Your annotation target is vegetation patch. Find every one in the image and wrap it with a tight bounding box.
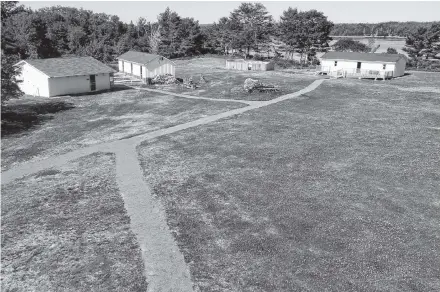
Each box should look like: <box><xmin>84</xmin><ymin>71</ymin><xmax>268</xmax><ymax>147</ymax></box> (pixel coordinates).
<box><xmin>1</xmin><ymin>153</ymin><xmax>148</xmax><ymax>292</ymax></box>
<box><xmin>1</xmin><ymin>88</ymin><xmax>242</xmax><ymax>171</ymax></box>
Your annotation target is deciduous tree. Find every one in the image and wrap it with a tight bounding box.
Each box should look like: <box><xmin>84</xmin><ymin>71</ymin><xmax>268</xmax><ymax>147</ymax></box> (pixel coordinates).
<box><xmin>333</xmin><ymin>38</ymin><xmax>370</xmax><ymax>52</ymax></box>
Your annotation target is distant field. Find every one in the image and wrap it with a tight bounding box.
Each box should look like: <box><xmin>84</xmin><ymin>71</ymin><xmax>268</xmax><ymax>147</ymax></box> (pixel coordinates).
<box><xmin>137</xmin><ymin>72</ymin><xmax>440</xmax><ymax>291</ymax></box>
<box><xmin>151</xmin><ymin>57</ymin><xmax>322</xmax><ymax>101</ymax></box>
<box><xmin>1</xmin><ymin>87</ymin><xmax>242</xmax><ymax>170</ymax></box>
<box><xmin>1</xmin><ymin>153</ymin><xmax>148</xmax><ymax>292</ymax></box>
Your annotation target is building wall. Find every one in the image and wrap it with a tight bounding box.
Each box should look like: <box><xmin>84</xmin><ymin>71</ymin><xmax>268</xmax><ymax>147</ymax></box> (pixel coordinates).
<box><xmin>118</xmin><ymin>58</ymin><xmax>175</xmax><ymax>79</ymax></box>
<box><xmin>48</xmin><ymin>73</ymin><xmax>111</xmax><ymax>97</ymax></box>
<box><xmin>394</xmin><ymin>58</ymin><xmax>406</xmax><ymax>77</ymax></box>
<box><xmin>123</xmin><ymin>61</ymin><xmax>132</xmax><ymax>74</ymax></box>
<box><xmin>16</xmin><ymin>63</ymin><xmax>50</xmax><ymax>97</ymax></box>
<box><xmin>322</xmin><ymin>59</ymin><xmax>398</xmax><ymax>76</ymax></box>
<box><xmin>226</xmin><ymin>60</ymin><xmax>273</xmax><ymax>71</ymax></box>
<box><xmin>147</xmin><ymin>63</ymin><xmax>175</xmax><ymax>78</ymax></box>
<box><xmin>132</xmin><ymin>63</ymin><xmax>142</xmax><ymax>77</ymax></box>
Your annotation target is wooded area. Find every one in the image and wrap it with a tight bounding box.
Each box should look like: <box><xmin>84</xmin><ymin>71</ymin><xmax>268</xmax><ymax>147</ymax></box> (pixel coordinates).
<box><xmin>331</xmin><ymin>22</ymin><xmax>439</xmax><ymax>37</ymax></box>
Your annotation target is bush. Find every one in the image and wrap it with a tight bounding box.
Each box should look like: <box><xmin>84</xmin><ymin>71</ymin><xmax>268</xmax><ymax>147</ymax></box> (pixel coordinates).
<box><xmin>273</xmin><ymin>58</ymin><xmax>315</xmax><ymax>69</ymax></box>
<box><xmin>252</xmin><ymin>54</ymin><xmax>265</xmax><ymax>61</ymax></box>
<box><xmin>407</xmin><ymin>59</ymin><xmax>440</xmax><ymax>72</ymax></box>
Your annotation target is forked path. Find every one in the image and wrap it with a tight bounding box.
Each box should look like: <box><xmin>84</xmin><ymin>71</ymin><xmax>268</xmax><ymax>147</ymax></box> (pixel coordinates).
<box><xmin>1</xmin><ymin>79</ymin><xmax>325</xmax><ymax>292</ymax></box>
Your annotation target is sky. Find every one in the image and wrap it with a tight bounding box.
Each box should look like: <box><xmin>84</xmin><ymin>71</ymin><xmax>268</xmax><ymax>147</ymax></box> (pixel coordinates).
<box><xmin>20</xmin><ymin>1</ymin><xmax>440</xmax><ymax>24</ymax></box>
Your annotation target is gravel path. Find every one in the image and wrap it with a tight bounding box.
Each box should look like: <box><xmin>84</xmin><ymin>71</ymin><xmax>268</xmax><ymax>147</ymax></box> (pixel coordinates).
<box><xmin>1</xmin><ymin>79</ymin><xmax>325</xmax><ymax>292</ymax></box>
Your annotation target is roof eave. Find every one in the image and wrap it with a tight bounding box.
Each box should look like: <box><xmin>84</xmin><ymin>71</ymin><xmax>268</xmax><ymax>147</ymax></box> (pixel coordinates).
<box><xmin>15</xmin><ymin>60</ymin><xmax>52</xmax><ymax>77</ymax></box>
<box><xmin>322</xmin><ymin>58</ymin><xmax>399</xmax><ymax>63</ymax></box>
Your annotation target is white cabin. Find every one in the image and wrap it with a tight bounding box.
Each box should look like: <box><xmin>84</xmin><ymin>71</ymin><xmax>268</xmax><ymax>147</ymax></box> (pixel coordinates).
<box><xmin>15</xmin><ymin>57</ymin><xmax>116</xmax><ymax>97</ymax></box>
<box><xmin>117</xmin><ymin>51</ymin><xmax>175</xmax><ymax>82</ymax></box>
<box><xmin>318</xmin><ymin>52</ymin><xmax>406</xmax><ymax>79</ymax></box>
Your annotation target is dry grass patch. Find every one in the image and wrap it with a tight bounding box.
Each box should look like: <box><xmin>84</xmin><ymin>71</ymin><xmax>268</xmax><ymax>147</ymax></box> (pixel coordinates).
<box><xmin>1</xmin><ymin>87</ymin><xmax>242</xmax><ymax>171</ymax></box>
<box><xmin>1</xmin><ymin>152</ymin><xmax>148</xmax><ymax>292</ymax></box>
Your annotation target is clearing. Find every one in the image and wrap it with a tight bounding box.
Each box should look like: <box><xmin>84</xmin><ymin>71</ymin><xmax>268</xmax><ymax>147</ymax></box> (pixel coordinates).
<box><xmin>147</xmin><ymin>57</ymin><xmax>323</xmax><ymax>101</ymax></box>
<box><xmin>136</xmin><ymin>70</ymin><xmax>440</xmax><ymax>291</ymax></box>
<box><xmin>2</xmin><ymin>55</ymin><xmax>439</xmax><ymax>292</ymax></box>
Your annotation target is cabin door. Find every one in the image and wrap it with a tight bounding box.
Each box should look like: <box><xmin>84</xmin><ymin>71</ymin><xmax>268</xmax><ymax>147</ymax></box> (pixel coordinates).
<box><xmin>357</xmin><ymin>62</ymin><xmax>362</xmax><ymax>73</ymax></box>
<box><xmin>90</xmin><ymin>75</ymin><xmax>96</xmax><ymax>91</ymax></box>
<box><xmin>248</xmin><ymin>63</ymin><xmax>252</xmax><ymax>70</ymax></box>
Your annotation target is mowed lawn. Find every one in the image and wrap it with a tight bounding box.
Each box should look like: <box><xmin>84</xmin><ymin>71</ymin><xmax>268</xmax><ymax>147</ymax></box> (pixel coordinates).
<box><xmin>1</xmin><ymin>153</ymin><xmax>148</xmax><ymax>292</ymax></box>
<box><xmin>1</xmin><ymin>87</ymin><xmax>243</xmax><ymax>171</ymax></box>
<box><xmin>150</xmin><ymin>57</ymin><xmax>321</xmax><ymax>101</ymax></box>
<box><xmin>137</xmin><ymin>73</ymin><xmax>440</xmax><ymax>291</ymax></box>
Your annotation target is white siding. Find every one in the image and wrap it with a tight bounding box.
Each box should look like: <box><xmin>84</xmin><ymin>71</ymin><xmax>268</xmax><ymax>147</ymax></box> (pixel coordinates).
<box><xmin>16</xmin><ymin>63</ymin><xmax>50</xmax><ymax>97</ymax></box>
<box><xmin>132</xmin><ymin>63</ymin><xmax>142</xmax><ymax>77</ymax></box>
<box><xmin>118</xmin><ymin>60</ymin><xmax>124</xmax><ymax>72</ymax></box>
<box><xmin>48</xmin><ymin>73</ymin><xmax>111</xmax><ymax>97</ymax></box>
<box><xmin>322</xmin><ymin>59</ymin><xmax>403</xmax><ymax>77</ymax></box>
<box><xmin>147</xmin><ymin>63</ymin><xmax>175</xmax><ymax>78</ymax></box>
<box><xmin>123</xmin><ymin>61</ymin><xmax>132</xmax><ymax>74</ymax></box>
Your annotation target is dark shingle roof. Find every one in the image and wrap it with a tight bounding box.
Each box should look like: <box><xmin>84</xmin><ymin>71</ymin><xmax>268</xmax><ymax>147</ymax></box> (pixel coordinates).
<box><xmin>117</xmin><ymin>51</ymin><xmax>175</xmax><ymax>70</ymax></box>
<box><xmin>21</xmin><ymin>57</ymin><xmax>116</xmax><ymax>77</ymax></box>
<box><xmin>321</xmin><ymin>52</ymin><xmax>404</xmax><ymax>63</ymax></box>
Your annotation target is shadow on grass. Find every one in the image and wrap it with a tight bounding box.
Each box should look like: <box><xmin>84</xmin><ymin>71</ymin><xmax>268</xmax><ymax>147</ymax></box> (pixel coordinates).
<box><xmin>68</xmin><ymin>84</ymin><xmax>132</xmax><ymax>97</ymax></box>
<box><xmin>1</xmin><ymin>101</ymin><xmax>75</xmax><ymax>137</ymax></box>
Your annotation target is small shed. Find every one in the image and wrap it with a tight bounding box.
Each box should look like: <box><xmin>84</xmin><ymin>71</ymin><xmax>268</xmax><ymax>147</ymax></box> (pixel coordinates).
<box><xmin>226</xmin><ymin>59</ymin><xmax>274</xmax><ymax>71</ymax></box>
<box><xmin>319</xmin><ymin>52</ymin><xmax>406</xmax><ymax>79</ymax></box>
<box><xmin>15</xmin><ymin>57</ymin><xmax>116</xmax><ymax>97</ymax></box>
<box><xmin>117</xmin><ymin>51</ymin><xmax>175</xmax><ymax>82</ymax></box>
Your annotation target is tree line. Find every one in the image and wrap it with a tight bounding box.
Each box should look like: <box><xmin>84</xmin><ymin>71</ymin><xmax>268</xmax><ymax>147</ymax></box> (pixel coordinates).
<box><xmin>331</xmin><ymin>22</ymin><xmax>439</xmax><ymax>37</ymax></box>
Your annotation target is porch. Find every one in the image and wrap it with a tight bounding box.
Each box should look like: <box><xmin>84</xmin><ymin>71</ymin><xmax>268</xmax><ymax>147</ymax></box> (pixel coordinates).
<box><xmin>316</xmin><ymin>66</ymin><xmax>394</xmax><ymax>80</ymax></box>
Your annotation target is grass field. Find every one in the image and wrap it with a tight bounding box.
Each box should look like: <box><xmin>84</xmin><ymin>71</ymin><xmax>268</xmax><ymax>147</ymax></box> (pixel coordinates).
<box><xmin>1</xmin><ymin>153</ymin><xmax>148</xmax><ymax>292</ymax></box>
<box><xmin>150</xmin><ymin>57</ymin><xmax>322</xmax><ymax>101</ymax></box>
<box><xmin>137</xmin><ymin>72</ymin><xmax>440</xmax><ymax>291</ymax></box>
<box><xmin>2</xmin><ymin>56</ymin><xmax>439</xmax><ymax>291</ymax></box>
<box><xmin>1</xmin><ymin>86</ymin><xmax>243</xmax><ymax>171</ymax></box>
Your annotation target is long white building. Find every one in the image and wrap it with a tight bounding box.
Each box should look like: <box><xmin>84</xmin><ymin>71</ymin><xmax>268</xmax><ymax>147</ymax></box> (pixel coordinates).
<box><xmin>319</xmin><ymin>52</ymin><xmax>407</xmax><ymax>79</ymax></box>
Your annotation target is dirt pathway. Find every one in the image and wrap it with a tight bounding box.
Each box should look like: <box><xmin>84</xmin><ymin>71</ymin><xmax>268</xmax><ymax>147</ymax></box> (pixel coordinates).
<box><xmin>1</xmin><ymin>79</ymin><xmax>325</xmax><ymax>292</ymax></box>
<box><xmin>114</xmin><ymin>142</ymin><xmax>194</xmax><ymax>292</ymax></box>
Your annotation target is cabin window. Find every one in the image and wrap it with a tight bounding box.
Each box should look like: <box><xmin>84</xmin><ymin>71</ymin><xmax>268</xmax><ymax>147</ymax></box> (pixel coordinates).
<box><xmin>383</xmin><ymin>64</ymin><xmax>386</xmax><ymax>70</ymax></box>
<box><xmin>334</xmin><ymin>61</ymin><xmax>338</xmax><ymax>66</ymax></box>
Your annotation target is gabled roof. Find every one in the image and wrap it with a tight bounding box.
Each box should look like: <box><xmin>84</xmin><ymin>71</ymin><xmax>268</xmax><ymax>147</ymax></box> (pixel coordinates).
<box><xmin>321</xmin><ymin>52</ymin><xmax>405</xmax><ymax>63</ymax></box>
<box><xmin>16</xmin><ymin>57</ymin><xmax>116</xmax><ymax>77</ymax></box>
<box><xmin>117</xmin><ymin>51</ymin><xmax>175</xmax><ymax>70</ymax></box>
<box><xmin>118</xmin><ymin>51</ymin><xmax>160</xmax><ymax>64</ymax></box>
